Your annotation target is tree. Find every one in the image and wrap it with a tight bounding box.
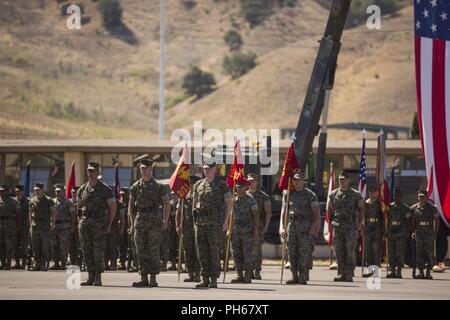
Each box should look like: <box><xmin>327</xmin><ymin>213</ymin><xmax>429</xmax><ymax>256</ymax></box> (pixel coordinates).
<box><xmin>182</xmin><ymin>67</ymin><xmax>216</xmax><ymax>98</ymax></box>
<box><xmin>240</xmin><ymin>0</ymin><xmax>272</xmax><ymax>27</ymax></box>
<box><xmin>224</xmin><ymin>30</ymin><xmax>243</xmax><ymax>51</ymax></box>
<box><xmin>223</xmin><ymin>52</ymin><xmax>257</xmax><ymax>79</ymax></box>
<box><xmin>97</xmin><ymin>0</ymin><xmax>123</xmax><ymax>29</ymax></box>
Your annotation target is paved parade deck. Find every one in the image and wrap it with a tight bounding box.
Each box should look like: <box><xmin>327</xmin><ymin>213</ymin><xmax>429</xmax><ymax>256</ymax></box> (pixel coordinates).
<box><xmin>0</xmin><ymin>265</ymin><xmax>449</xmax><ymax>300</ymax></box>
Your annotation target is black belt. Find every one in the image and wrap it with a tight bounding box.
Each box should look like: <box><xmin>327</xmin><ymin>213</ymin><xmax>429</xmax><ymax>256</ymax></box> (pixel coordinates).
<box><xmin>0</xmin><ymin>216</ymin><xmax>14</xmax><ymax>220</ymax></box>
<box><xmin>137</xmin><ymin>207</ymin><xmax>158</xmax><ymax>214</ymax></box>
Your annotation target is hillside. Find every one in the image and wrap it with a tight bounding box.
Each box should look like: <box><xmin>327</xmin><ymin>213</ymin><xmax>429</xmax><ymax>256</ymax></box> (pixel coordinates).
<box><xmin>0</xmin><ymin>0</ymin><xmax>415</xmax><ymax>140</ymax></box>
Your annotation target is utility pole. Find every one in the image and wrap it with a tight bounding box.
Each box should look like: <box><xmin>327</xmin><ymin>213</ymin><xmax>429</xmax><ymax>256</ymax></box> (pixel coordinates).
<box><xmin>159</xmin><ymin>0</ymin><xmax>166</xmax><ymax>140</ymax></box>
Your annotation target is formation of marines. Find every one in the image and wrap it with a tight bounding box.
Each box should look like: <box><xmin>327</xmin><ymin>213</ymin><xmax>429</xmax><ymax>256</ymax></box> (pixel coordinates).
<box><xmin>0</xmin><ymin>161</ymin><xmax>442</xmax><ymax>287</ymax></box>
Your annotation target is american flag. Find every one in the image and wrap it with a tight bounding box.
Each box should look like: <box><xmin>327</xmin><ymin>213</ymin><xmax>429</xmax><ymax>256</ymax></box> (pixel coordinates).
<box><xmin>414</xmin><ymin>0</ymin><xmax>450</xmax><ymax>227</ymax></box>
<box><xmin>358</xmin><ymin>129</ymin><xmax>367</xmax><ymax>199</ymax></box>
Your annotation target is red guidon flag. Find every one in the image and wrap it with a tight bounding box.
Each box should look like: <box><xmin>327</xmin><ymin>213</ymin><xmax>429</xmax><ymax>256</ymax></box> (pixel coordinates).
<box><xmin>227</xmin><ymin>140</ymin><xmax>245</xmax><ymax>188</ymax></box>
<box><xmin>169</xmin><ymin>143</ymin><xmax>191</xmax><ymax>199</ymax></box>
<box><xmin>278</xmin><ymin>142</ymin><xmax>300</xmax><ymax>191</ymax></box>
<box><xmin>66</xmin><ymin>161</ymin><xmax>76</xmax><ymax>199</ymax></box>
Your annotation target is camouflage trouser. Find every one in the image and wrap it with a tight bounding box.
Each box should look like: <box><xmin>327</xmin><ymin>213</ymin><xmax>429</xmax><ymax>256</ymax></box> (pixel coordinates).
<box><xmin>160</xmin><ymin>228</ymin><xmax>169</xmax><ymax>262</ymax></box>
<box><xmin>51</xmin><ymin>228</ymin><xmax>71</xmax><ymax>263</ymax></box>
<box><xmin>0</xmin><ymin>220</ymin><xmax>16</xmax><ymax>260</ymax></box>
<box><xmin>195</xmin><ymin>223</ymin><xmax>221</xmax><ymax>278</ymax></box>
<box><xmin>31</xmin><ymin>226</ymin><xmax>50</xmax><ymax>267</ymax></box>
<box><xmin>128</xmin><ymin>230</ymin><xmax>138</xmax><ymax>268</ymax></box>
<box><xmin>134</xmin><ymin>214</ymin><xmax>162</xmax><ymax>275</ymax></box>
<box><xmin>253</xmin><ymin>229</ymin><xmax>264</xmax><ymax>272</ymax></box>
<box><xmin>118</xmin><ymin>227</ymin><xmax>128</xmax><ymax>264</ymax></box>
<box><xmin>231</xmin><ymin>228</ymin><xmax>254</xmax><ymax>273</ymax></box>
<box><xmin>15</xmin><ymin>226</ymin><xmax>29</xmax><ymax>261</ymax></box>
<box><xmin>364</xmin><ymin>228</ymin><xmax>383</xmax><ymax>266</ymax></box>
<box><xmin>333</xmin><ymin>227</ymin><xmax>358</xmax><ymax>277</ymax></box>
<box><xmin>79</xmin><ymin>221</ymin><xmax>106</xmax><ymax>274</ymax></box>
<box><xmin>105</xmin><ymin>228</ymin><xmax>119</xmax><ymax>264</ymax></box>
<box><xmin>68</xmin><ymin>230</ymin><xmax>80</xmax><ymax>265</ymax></box>
<box><xmin>168</xmin><ymin>220</ymin><xmax>178</xmax><ymax>263</ymax></box>
<box><xmin>182</xmin><ymin>217</ymin><xmax>200</xmax><ymax>274</ymax></box>
<box><xmin>388</xmin><ymin>235</ymin><xmax>406</xmax><ymax>268</ymax></box>
<box><xmin>287</xmin><ymin>221</ymin><xmax>313</xmax><ymax>273</ymax></box>
<box><xmin>416</xmin><ymin>233</ymin><xmax>434</xmax><ymax>269</ymax></box>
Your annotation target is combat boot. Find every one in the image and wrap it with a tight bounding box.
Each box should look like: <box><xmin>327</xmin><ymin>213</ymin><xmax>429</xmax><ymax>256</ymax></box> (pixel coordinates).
<box><xmin>345</xmin><ymin>269</ymin><xmax>353</xmax><ymax>282</ymax></box>
<box><xmin>120</xmin><ymin>261</ymin><xmax>126</xmax><ymax>270</ymax></box>
<box><xmin>81</xmin><ymin>272</ymin><xmax>95</xmax><ymax>286</ymax></box>
<box><xmin>333</xmin><ymin>272</ymin><xmax>346</xmax><ymax>282</ymax></box>
<box><xmin>231</xmin><ymin>270</ymin><xmax>245</xmax><ymax>283</ymax></box>
<box><xmin>195</xmin><ymin>276</ymin><xmax>210</xmax><ymax>288</ymax></box>
<box><xmin>243</xmin><ymin>271</ymin><xmax>252</xmax><ymax>284</ymax></box>
<box><xmin>12</xmin><ymin>259</ymin><xmax>21</xmax><ymax>269</ymax></box>
<box><xmin>286</xmin><ymin>272</ymin><xmax>299</xmax><ymax>284</ymax></box>
<box><xmin>386</xmin><ymin>267</ymin><xmax>397</xmax><ymax>278</ymax></box>
<box><xmin>396</xmin><ymin>267</ymin><xmax>402</xmax><ymax>279</ymax></box>
<box><xmin>416</xmin><ymin>269</ymin><xmax>425</xmax><ymax>279</ymax></box>
<box><xmin>40</xmin><ymin>262</ymin><xmax>47</xmax><ymax>271</ymax></box>
<box><xmin>298</xmin><ymin>271</ymin><xmax>307</xmax><ymax>285</ymax></box>
<box><xmin>254</xmin><ymin>270</ymin><xmax>262</xmax><ymax>280</ymax></box>
<box><xmin>132</xmin><ymin>274</ymin><xmax>149</xmax><ymax>287</ymax></box>
<box><xmin>193</xmin><ymin>271</ymin><xmax>201</xmax><ymax>282</ymax></box>
<box><xmin>49</xmin><ymin>262</ymin><xmax>60</xmax><ymax>270</ymax></box>
<box><xmin>425</xmin><ymin>268</ymin><xmax>433</xmax><ymax>280</ymax></box>
<box><xmin>305</xmin><ymin>269</ymin><xmax>310</xmax><ymax>281</ymax></box>
<box><xmin>250</xmin><ymin>270</ymin><xmax>255</xmax><ymax>279</ymax></box>
<box><xmin>3</xmin><ymin>259</ymin><xmax>11</xmax><ymax>270</ymax></box>
<box><xmin>110</xmin><ymin>261</ymin><xmax>116</xmax><ymax>271</ymax></box>
<box><xmin>160</xmin><ymin>260</ymin><xmax>167</xmax><ymax>272</ymax></box>
<box><xmin>168</xmin><ymin>261</ymin><xmax>177</xmax><ymax>271</ymax></box>
<box><xmin>60</xmin><ymin>261</ymin><xmax>66</xmax><ymax>270</ymax></box>
<box><xmin>184</xmin><ymin>273</ymin><xmax>195</xmax><ymax>282</ymax></box>
<box><xmin>209</xmin><ymin>277</ymin><xmax>218</xmax><ymax>288</ymax></box>
<box><xmin>93</xmin><ymin>273</ymin><xmax>102</xmax><ymax>286</ymax></box>
<box><xmin>149</xmin><ymin>274</ymin><xmax>158</xmax><ymax>287</ymax></box>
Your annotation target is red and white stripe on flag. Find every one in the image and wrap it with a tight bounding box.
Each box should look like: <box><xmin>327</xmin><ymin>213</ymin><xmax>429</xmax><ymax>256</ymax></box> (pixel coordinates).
<box><xmin>323</xmin><ymin>164</ymin><xmax>335</xmax><ymax>245</ymax></box>
<box><xmin>414</xmin><ymin>0</ymin><xmax>450</xmax><ymax>227</ymax></box>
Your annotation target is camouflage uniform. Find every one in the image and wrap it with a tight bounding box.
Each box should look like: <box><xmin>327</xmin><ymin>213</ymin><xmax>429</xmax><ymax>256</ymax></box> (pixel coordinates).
<box><xmin>118</xmin><ymin>198</ymin><xmax>128</xmax><ymax>269</ymax></box>
<box><xmin>231</xmin><ymin>192</ymin><xmax>258</xmax><ymax>281</ymax></box>
<box><xmin>168</xmin><ymin>199</ymin><xmax>179</xmax><ymax>268</ymax></box>
<box><xmin>193</xmin><ymin>178</ymin><xmax>231</xmax><ymax>282</ymax></box>
<box><xmin>51</xmin><ymin>197</ymin><xmax>75</xmax><ymax>267</ymax></box>
<box><xmin>249</xmin><ymin>189</ymin><xmax>271</xmax><ymax>274</ymax></box>
<box><xmin>178</xmin><ymin>194</ymin><xmax>200</xmax><ymax>275</ymax></box>
<box><xmin>68</xmin><ymin>197</ymin><xmax>81</xmax><ymax>266</ymax></box>
<box><xmin>411</xmin><ymin>201</ymin><xmax>439</xmax><ymax>272</ymax></box>
<box><xmin>387</xmin><ymin>201</ymin><xmax>411</xmax><ymax>273</ymax></box>
<box><xmin>77</xmin><ymin>181</ymin><xmax>114</xmax><ymax>275</ymax></box>
<box><xmin>364</xmin><ymin>197</ymin><xmax>383</xmax><ymax>267</ymax></box>
<box><xmin>30</xmin><ymin>195</ymin><xmax>54</xmax><ymax>270</ymax></box>
<box><xmin>130</xmin><ymin>178</ymin><xmax>169</xmax><ymax>276</ymax></box>
<box><xmin>104</xmin><ymin>199</ymin><xmax>123</xmax><ymax>270</ymax></box>
<box><xmin>329</xmin><ymin>188</ymin><xmax>362</xmax><ymax>280</ymax></box>
<box><xmin>0</xmin><ymin>196</ymin><xmax>19</xmax><ymax>268</ymax></box>
<box><xmin>14</xmin><ymin>196</ymin><xmax>29</xmax><ymax>267</ymax></box>
<box><xmin>285</xmin><ymin>188</ymin><xmax>319</xmax><ymax>283</ymax></box>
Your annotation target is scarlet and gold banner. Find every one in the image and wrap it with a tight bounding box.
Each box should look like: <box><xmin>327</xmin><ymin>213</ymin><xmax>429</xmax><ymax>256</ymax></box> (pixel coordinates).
<box><xmin>278</xmin><ymin>143</ymin><xmax>300</xmax><ymax>191</ymax></box>
<box><xmin>227</xmin><ymin>140</ymin><xmax>245</xmax><ymax>188</ymax></box>
<box><xmin>169</xmin><ymin>143</ymin><xmax>191</xmax><ymax>199</ymax></box>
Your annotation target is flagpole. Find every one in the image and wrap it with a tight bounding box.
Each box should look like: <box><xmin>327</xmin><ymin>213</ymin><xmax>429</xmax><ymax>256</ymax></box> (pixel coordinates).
<box><xmin>177</xmin><ymin>198</ymin><xmax>184</xmax><ymax>282</ymax></box>
<box><xmin>280</xmin><ymin>178</ymin><xmax>291</xmax><ymax>284</ymax></box>
<box><xmin>223</xmin><ymin>184</ymin><xmax>236</xmax><ymax>283</ymax></box>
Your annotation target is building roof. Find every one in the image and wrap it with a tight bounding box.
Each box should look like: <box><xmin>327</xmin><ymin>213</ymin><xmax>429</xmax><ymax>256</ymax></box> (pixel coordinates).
<box><xmin>0</xmin><ymin>139</ymin><xmax>423</xmax><ymax>155</ymax></box>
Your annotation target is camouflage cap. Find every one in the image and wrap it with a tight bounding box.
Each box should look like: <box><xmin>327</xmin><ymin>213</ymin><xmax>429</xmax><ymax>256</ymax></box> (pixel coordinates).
<box><xmin>338</xmin><ymin>171</ymin><xmax>349</xmax><ymax>179</ymax></box>
<box><xmin>202</xmin><ymin>160</ymin><xmax>216</xmax><ymax>169</ymax></box>
<box><xmin>139</xmin><ymin>159</ymin><xmax>153</xmax><ymax>168</ymax></box>
<box><xmin>33</xmin><ymin>183</ymin><xmax>44</xmax><ymax>190</ymax></box>
<box><xmin>54</xmin><ymin>184</ymin><xmax>65</xmax><ymax>192</ymax></box>
<box><xmin>247</xmin><ymin>173</ymin><xmax>259</xmax><ymax>181</ymax></box>
<box><xmin>292</xmin><ymin>172</ymin><xmax>305</xmax><ymax>180</ymax></box>
<box><xmin>15</xmin><ymin>185</ymin><xmax>24</xmax><ymax>191</ymax></box>
<box><xmin>87</xmin><ymin>161</ymin><xmax>100</xmax><ymax>171</ymax></box>
<box><xmin>418</xmin><ymin>190</ymin><xmax>427</xmax><ymax>197</ymax></box>
<box><xmin>0</xmin><ymin>184</ymin><xmax>8</xmax><ymax>191</ymax></box>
